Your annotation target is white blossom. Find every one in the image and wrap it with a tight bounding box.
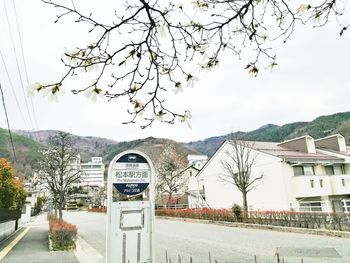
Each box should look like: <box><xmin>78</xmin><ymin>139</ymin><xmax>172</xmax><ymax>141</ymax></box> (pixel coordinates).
<box><xmin>133</xmin><ymin>100</ymin><xmax>145</xmax><ymax>111</ymax></box>
<box><xmin>192</xmin><ymin>0</ymin><xmax>208</xmax><ymax>11</ymax></box>
<box><xmin>173</xmin><ymin>82</ymin><xmax>183</xmax><ymax>94</ymax></box>
<box><xmin>264</xmin><ymin>61</ymin><xmax>278</xmax><ymax>72</ymax></box>
<box><xmin>84</xmin><ymin>87</ymin><xmax>104</xmax><ymax>103</ymax></box>
<box><xmin>186</xmin><ymin>73</ymin><xmax>199</xmax><ymax>88</ymax></box>
<box><xmin>27</xmin><ymin>82</ymin><xmax>42</xmax><ymax>97</ymax></box>
<box><xmin>175</xmin><ymin>2</ymin><xmax>183</xmax><ymax>11</ymax></box>
<box><xmin>297</xmin><ymin>4</ymin><xmax>311</xmax><ymax>13</ymax></box>
<box><xmin>158</xmin><ymin>23</ymin><xmax>167</xmax><ymax>38</ymax></box>
<box><xmin>155</xmin><ymin>111</ymin><xmax>166</xmax><ymax>122</ymax></box>
<box><xmin>41</xmin><ymin>84</ymin><xmax>65</xmax><ymax>103</ymax></box>
<box><xmin>131</xmin><ymin>82</ymin><xmax>138</xmax><ymax>93</ymax></box>
<box><xmin>179</xmin><ymin>110</ymin><xmax>192</xmax><ymax>128</ymax></box>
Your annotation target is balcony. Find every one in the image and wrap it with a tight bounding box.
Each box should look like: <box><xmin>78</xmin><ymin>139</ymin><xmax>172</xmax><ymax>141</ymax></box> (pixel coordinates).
<box><xmin>291</xmin><ymin>174</ymin><xmax>350</xmax><ymax>198</ymax></box>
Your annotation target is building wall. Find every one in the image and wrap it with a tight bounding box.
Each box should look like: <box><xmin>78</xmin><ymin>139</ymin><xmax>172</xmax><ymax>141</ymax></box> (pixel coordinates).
<box><xmin>198</xmin><ymin>142</ymin><xmax>290</xmax><ymax>210</ymax></box>
<box><xmin>79</xmin><ymin>157</ymin><xmax>105</xmax><ymax>188</ymax></box>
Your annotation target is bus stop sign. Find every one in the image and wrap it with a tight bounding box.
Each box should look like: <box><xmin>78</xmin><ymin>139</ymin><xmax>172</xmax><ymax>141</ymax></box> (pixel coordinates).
<box><xmin>111</xmin><ymin>153</ymin><xmax>151</xmax><ymax>196</ymax></box>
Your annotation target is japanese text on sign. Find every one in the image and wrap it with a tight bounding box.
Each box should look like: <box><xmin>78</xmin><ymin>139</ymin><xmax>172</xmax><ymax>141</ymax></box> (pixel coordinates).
<box><xmin>115</xmin><ymin>170</ymin><xmax>149</xmax><ymax>179</ymax></box>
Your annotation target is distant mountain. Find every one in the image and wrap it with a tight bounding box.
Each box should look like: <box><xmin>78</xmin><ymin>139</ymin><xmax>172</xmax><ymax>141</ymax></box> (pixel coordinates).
<box><xmin>105</xmin><ymin>137</ymin><xmax>201</xmax><ymax>165</ymax></box>
<box><xmin>15</xmin><ymin>130</ymin><xmax>118</xmax><ymax>161</ymax></box>
<box><xmin>2</xmin><ymin>111</ymin><xmax>350</xmax><ymax>179</ymax></box>
<box><xmin>13</xmin><ymin>131</ymin><xmax>200</xmax><ymax>168</ymax></box>
<box><xmin>0</xmin><ymin>128</ymin><xmax>42</xmax><ymax>180</ymax></box>
<box><xmin>186</xmin><ymin>111</ymin><xmax>350</xmax><ymax>156</ymax></box>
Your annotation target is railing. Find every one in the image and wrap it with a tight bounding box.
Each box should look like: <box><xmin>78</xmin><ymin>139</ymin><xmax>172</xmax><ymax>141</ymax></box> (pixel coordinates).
<box><xmin>156</xmin><ymin>208</ymin><xmax>350</xmax><ymax>232</ymax></box>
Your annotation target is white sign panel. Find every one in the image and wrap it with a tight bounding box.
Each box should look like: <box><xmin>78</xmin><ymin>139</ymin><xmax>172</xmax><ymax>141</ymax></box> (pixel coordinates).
<box><xmin>107</xmin><ymin>150</ymin><xmax>155</xmax><ymax>263</ymax></box>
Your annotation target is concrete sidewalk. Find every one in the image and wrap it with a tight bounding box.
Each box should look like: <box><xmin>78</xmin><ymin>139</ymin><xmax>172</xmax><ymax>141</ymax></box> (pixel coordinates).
<box><xmin>0</xmin><ymin>214</ymin><xmax>78</xmax><ymax>263</ymax></box>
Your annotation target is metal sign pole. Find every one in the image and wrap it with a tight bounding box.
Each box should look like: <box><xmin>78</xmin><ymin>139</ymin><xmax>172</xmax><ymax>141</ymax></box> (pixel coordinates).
<box><xmin>106</xmin><ymin>150</ymin><xmax>155</xmax><ymax>263</ymax></box>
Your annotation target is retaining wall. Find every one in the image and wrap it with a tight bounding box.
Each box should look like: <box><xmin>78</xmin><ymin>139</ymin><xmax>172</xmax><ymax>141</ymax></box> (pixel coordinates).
<box><xmin>0</xmin><ymin>220</ymin><xmax>16</xmax><ymax>242</ymax></box>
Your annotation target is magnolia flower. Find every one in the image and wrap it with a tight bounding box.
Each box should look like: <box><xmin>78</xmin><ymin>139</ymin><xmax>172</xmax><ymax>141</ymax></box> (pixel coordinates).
<box><xmin>264</xmin><ymin>61</ymin><xmax>278</xmax><ymax>72</ymax></box>
<box><xmin>84</xmin><ymin>87</ymin><xmax>104</xmax><ymax>103</ymax></box>
<box><xmin>81</xmin><ymin>59</ymin><xmax>99</xmax><ymax>72</ymax></box>
<box><xmin>259</xmin><ymin>33</ymin><xmax>269</xmax><ymax>43</ymax></box>
<box><xmin>297</xmin><ymin>4</ymin><xmax>311</xmax><ymax>13</ymax></box>
<box><xmin>198</xmin><ymin>59</ymin><xmax>219</xmax><ymax>72</ymax></box>
<box><xmin>133</xmin><ymin>100</ymin><xmax>145</xmax><ymax>111</ymax></box>
<box><xmin>61</xmin><ymin>49</ymin><xmax>85</xmax><ymax>67</ymax></box>
<box><xmin>155</xmin><ymin>110</ymin><xmax>166</xmax><ymax>122</ymax></box>
<box><xmin>198</xmin><ymin>44</ymin><xmax>208</xmax><ymax>56</ymax></box>
<box><xmin>173</xmin><ymin>82</ymin><xmax>183</xmax><ymax>94</ymax></box>
<box><xmin>150</xmin><ymin>51</ymin><xmax>158</xmax><ymax>61</ymax></box>
<box><xmin>192</xmin><ymin>0</ymin><xmax>208</xmax><ymax>11</ymax></box>
<box><xmin>175</xmin><ymin>2</ymin><xmax>183</xmax><ymax>11</ymax></box>
<box><xmin>313</xmin><ymin>12</ymin><xmax>322</xmax><ymax>23</ymax></box>
<box><xmin>27</xmin><ymin>83</ymin><xmax>42</xmax><ymax>97</ymax></box>
<box><xmin>41</xmin><ymin>84</ymin><xmax>65</xmax><ymax>103</ymax></box>
<box><xmin>179</xmin><ymin>110</ymin><xmax>192</xmax><ymax>129</ymax></box>
<box><xmin>130</xmin><ymin>83</ymin><xmax>138</xmax><ymax>93</ymax></box>
<box><xmin>186</xmin><ymin>73</ymin><xmax>199</xmax><ymax>88</ymax></box>
<box><xmin>158</xmin><ymin>23</ymin><xmax>167</xmax><ymax>38</ymax></box>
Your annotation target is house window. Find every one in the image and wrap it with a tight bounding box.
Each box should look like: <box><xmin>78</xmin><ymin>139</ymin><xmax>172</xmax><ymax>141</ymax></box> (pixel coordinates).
<box><xmin>304</xmin><ymin>166</ymin><xmax>315</xmax><ymax>176</ymax></box>
<box><xmin>299</xmin><ymin>201</ymin><xmax>322</xmax><ymax>212</ymax></box>
<box><xmin>341</xmin><ymin>164</ymin><xmax>346</xmax><ymax>174</ymax></box>
<box><xmin>333</xmin><ymin>164</ymin><xmax>346</xmax><ymax>175</ymax></box>
<box><xmin>342</xmin><ymin>178</ymin><xmax>345</xmax><ymax>187</ymax></box>
<box><xmin>319</xmin><ymin>179</ymin><xmax>323</xmax><ymax>188</ymax></box>
<box><xmin>310</xmin><ymin>180</ymin><xmax>314</xmax><ymax>188</ymax></box>
<box><xmin>325</xmin><ymin>166</ymin><xmax>335</xmax><ymax>175</ymax></box>
<box><xmin>293</xmin><ymin>166</ymin><xmax>304</xmax><ymax>176</ymax></box>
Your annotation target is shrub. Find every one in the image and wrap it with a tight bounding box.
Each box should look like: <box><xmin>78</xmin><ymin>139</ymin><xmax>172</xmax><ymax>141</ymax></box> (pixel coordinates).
<box><xmin>88</xmin><ymin>207</ymin><xmax>107</xmax><ymax>213</ymax></box>
<box><xmin>48</xmin><ymin>216</ymin><xmax>77</xmax><ymax>251</ymax></box>
<box><xmin>231</xmin><ymin>203</ymin><xmax>242</xmax><ymax>220</ymax></box>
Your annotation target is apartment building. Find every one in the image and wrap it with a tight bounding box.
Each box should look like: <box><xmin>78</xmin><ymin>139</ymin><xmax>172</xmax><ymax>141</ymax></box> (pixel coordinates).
<box><xmin>191</xmin><ymin>134</ymin><xmax>350</xmax><ymax>213</ymax></box>
<box><xmin>70</xmin><ymin>155</ymin><xmax>105</xmax><ymax>189</ymax></box>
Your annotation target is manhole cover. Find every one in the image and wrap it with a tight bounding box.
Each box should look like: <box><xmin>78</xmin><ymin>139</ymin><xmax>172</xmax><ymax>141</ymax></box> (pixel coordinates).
<box><xmin>276</xmin><ymin>247</ymin><xmax>341</xmax><ymax>258</ymax></box>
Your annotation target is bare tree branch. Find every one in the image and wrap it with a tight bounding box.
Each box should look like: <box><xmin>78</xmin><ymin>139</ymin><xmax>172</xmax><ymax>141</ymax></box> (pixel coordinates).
<box><xmin>220</xmin><ymin>138</ymin><xmax>263</xmax><ymax>211</ymax></box>
<box><xmin>31</xmin><ymin>0</ymin><xmax>348</xmax><ymax>128</ymax></box>
<box><xmin>37</xmin><ymin>131</ymin><xmax>82</xmax><ymax>220</ymax></box>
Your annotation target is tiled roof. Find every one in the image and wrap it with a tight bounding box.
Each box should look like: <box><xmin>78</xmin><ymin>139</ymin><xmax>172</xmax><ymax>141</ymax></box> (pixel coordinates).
<box><xmin>246</xmin><ymin>141</ymin><xmax>343</xmax><ymax>162</ymax></box>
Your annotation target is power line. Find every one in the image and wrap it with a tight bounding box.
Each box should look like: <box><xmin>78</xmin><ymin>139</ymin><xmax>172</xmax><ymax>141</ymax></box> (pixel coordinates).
<box><xmin>0</xmin><ymin>82</ymin><xmax>17</xmax><ymax>163</ymax></box>
<box><xmin>11</xmin><ymin>0</ymin><xmax>40</xmax><ymax>137</ymax></box>
<box><xmin>0</xmin><ymin>49</ymin><xmax>29</xmax><ymax>129</ymax></box>
<box><xmin>3</xmin><ymin>0</ymin><xmax>37</xmax><ymax>140</ymax></box>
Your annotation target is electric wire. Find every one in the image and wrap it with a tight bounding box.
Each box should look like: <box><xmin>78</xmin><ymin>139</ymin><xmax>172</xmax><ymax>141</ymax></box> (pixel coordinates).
<box><xmin>0</xmin><ymin>49</ymin><xmax>29</xmax><ymax>130</ymax></box>
<box><xmin>11</xmin><ymin>0</ymin><xmax>40</xmax><ymax>140</ymax></box>
<box><xmin>3</xmin><ymin>0</ymin><xmax>38</xmax><ymax>140</ymax></box>
<box><xmin>0</xmin><ymin>82</ymin><xmax>18</xmax><ymax>163</ymax></box>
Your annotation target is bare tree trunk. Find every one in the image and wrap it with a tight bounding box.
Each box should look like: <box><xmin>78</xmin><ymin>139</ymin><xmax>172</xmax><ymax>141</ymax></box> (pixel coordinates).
<box><xmin>242</xmin><ymin>191</ymin><xmax>248</xmax><ymax>221</ymax></box>
<box><xmin>167</xmin><ymin>192</ymin><xmax>173</xmax><ymax>208</ymax></box>
<box><xmin>58</xmin><ymin>193</ymin><xmax>64</xmax><ymax>220</ymax></box>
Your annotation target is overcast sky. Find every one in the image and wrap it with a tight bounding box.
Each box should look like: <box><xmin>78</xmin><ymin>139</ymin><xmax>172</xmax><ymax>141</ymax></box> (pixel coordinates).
<box><xmin>0</xmin><ymin>0</ymin><xmax>349</xmax><ymax>143</ymax></box>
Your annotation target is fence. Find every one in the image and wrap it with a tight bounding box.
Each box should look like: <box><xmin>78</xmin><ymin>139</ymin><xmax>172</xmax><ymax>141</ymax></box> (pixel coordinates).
<box><xmin>0</xmin><ymin>208</ymin><xmax>20</xmax><ymax>223</ymax></box>
<box><xmin>156</xmin><ymin>208</ymin><xmax>350</xmax><ymax>231</ymax></box>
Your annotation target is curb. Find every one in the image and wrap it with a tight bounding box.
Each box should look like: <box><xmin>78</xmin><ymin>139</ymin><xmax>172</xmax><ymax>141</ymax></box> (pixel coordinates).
<box><xmin>0</xmin><ymin>227</ymin><xmax>30</xmax><ymax>261</ymax></box>
<box><xmin>157</xmin><ymin>216</ymin><xmax>350</xmax><ymax>239</ymax></box>
<box><xmin>74</xmin><ymin>236</ymin><xmax>104</xmax><ymax>263</ymax></box>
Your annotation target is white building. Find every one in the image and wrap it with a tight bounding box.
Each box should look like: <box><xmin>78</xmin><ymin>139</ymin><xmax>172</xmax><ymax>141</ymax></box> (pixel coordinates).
<box><xmin>191</xmin><ymin>134</ymin><xmax>350</xmax><ymax>213</ymax></box>
<box><xmin>70</xmin><ymin>155</ymin><xmax>105</xmax><ymax>189</ymax></box>
<box><xmin>79</xmin><ymin>157</ymin><xmax>105</xmax><ymax>188</ymax></box>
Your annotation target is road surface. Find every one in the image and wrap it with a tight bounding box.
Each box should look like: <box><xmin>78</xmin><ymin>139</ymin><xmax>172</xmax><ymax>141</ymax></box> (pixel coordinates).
<box><xmin>63</xmin><ymin>211</ymin><xmax>350</xmax><ymax>263</ymax></box>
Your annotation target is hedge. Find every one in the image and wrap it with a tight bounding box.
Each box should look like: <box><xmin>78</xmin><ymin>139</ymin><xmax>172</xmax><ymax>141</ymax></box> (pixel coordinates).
<box><xmin>48</xmin><ymin>215</ymin><xmax>77</xmax><ymax>251</ymax></box>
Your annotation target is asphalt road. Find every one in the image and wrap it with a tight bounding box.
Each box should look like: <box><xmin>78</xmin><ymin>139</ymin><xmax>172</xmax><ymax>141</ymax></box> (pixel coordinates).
<box><xmin>63</xmin><ymin>211</ymin><xmax>350</xmax><ymax>263</ymax></box>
